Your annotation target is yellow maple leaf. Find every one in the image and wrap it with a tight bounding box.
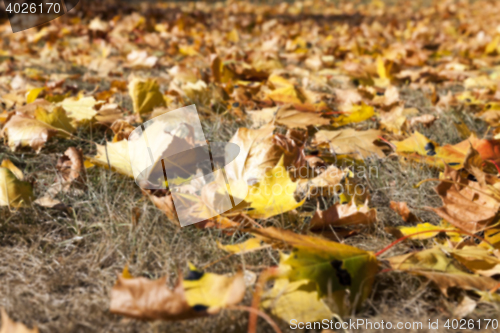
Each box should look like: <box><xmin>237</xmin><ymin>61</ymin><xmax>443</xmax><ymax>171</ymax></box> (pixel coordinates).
<box><xmin>0</xmin><ymin>159</ymin><xmax>34</xmax><ymax>208</ymax></box>
<box><xmin>35</xmin><ymin>106</ymin><xmax>75</xmax><ymax>134</ymax></box>
<box><xmin>25</xmin><ymin>87</ymin><xmax>45</xmax><ymax>104</ymax></box>
<box><xmin>261</xmin><ymin>253</ymin><xmax>333</xmax><ymax>323</ymax></box>
<box><xmin>60</xmin><ymin>96</ymin><xmax>98</xmax><ymax>123</ymax></box>
<box><xmin>245</xmin><ymin>156</ymin><xmax>305</xmax><ymax>219</ymax></box>
<box><xmin>332</xmin><ymin>103</ymin><xmax>374</xmax><ymax>127</ymax></box>
<box><xmin>128</xmin><ymin>78</ymin><xmax>166</xmax><ymax>115</ymax></box>
<box><xmin>86</xmin><ymin>140</ymin><xmax>133</xmax><ymax>177</ymax></box>
<box><xmin>182</xmin><ymin>263</ymin><xmax>246</xmax><ymax>312</ymax></box>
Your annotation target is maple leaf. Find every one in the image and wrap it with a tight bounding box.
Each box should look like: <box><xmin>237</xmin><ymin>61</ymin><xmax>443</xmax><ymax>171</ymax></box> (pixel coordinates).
<box><xmin>217</xmin><ymin>238</ymin><xmax>266</xmax><ymax>254</ymax></box>
<box><xmin>313</xmin><ymin>128</ymin><xmax>385</xmax><ymax>159</ymax></box>
<box><xmin>60</xmin><ymin>96</ymin><xmax>98</xmax><ymax>123</ymax></box>
<box><xmin>34</xmin><ymin>106</ymin><xmax>75</xmax><ymax>134</ymax></box>
<box><xmin>0</xmin><ymin>159</ymin><xmax>34</xmax><ymax>208</ymax></box>
<box><xmin>110</xmin><ymin>265</ymin><xmax>245</xmax><ymax>320</ymax></box>
<box><xmin>431</xmin><ymin>165</ymin><xmax>500</xmax><ymax>233</ymax></box>
<box><xmin>389</xmin><ymin>201</ymin><xmax>419</xmax><ymax>223</ymax></box>
<box><xmin>332</xmin><ymin>103</ymin><xmax>375</xmax><ymax>127</ymax></box>
<box><xmin>128</xmin><ymin>78</ymin><xmax>166</xmax><ymax>116</ymax></box>
<box><xmin>261</xmin><ymin>253</ymin><xmax>333</xmax><ymax>323</ymax></box>
<box><xmin>251</xmin><ymin>227</ymin><xmax>378</xmax><ymax>311</ymax></box>
<box><xmin>225</xmin><ymin>124</ymin><xmax>282</xmax><ymax>184</ymax></box>
<box><xmin>86</xmin><ymin>140</ymin><xmax>134</xmax><ymax>177</ymax></box>
<box><xmin>310</xmin><ymin>200</ymin><xmax>376</xmax><ymax>230</ymax></box>
<box><xmin>274</xmin><ymin>105</ymin><xmax>330</xmax><ymax>129</ymax></box>
<box><xmin>1</xmin><ymin>114</ymin><xmax>58</xmax><ymax>152</ymax></box>
<box><xmin>388</xmin><ymin>247</ymin><xmax>499</xmax><ymax>296</ymax></box>
<box><xmin>245</xmin><ymin>156</ymin><xmax>305</xmax><ymax>219</ymax></box>
<box><xmin>56</xmin><ymin>147</ymin><xmax>86</xmax><ymax>191</ymax></box>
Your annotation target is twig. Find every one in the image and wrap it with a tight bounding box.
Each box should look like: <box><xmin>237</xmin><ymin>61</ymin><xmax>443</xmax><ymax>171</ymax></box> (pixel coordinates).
<box><xmin>227</xmin><ymin>305</ymin><xmax>282</xmax><ymax>333</ymax></box>
<box><xmin>375</xmin><ymin>229</ymin><xmax>493</xmax><ymax>257</ymax></box>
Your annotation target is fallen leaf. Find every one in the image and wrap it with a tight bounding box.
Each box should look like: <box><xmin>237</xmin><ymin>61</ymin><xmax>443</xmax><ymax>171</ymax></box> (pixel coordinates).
<box><xmin>60</xmin><ymin>96</ymin><xmax>98</xmax><ymax>123</ymax></box>
<box><xmin>245</xmin><ymin>156</ymin><xmax>305</xmax><ymax>219</ymax></box>
<box><xmin>182</xmin><ymin>264</ymin><xmax>246</xmax><ymax>313</ymax></box>
<box><xmin>332</xmin><ymin>103</ymin><xmax>374</xmax><ymax>127</ymax></box>
<box><xmin>310</xmin><ymin>200</ymin><xmax>376</xmax><ymax>230</ymax></box>
<box><xmin>110</xmin><ymin>265</ymin><xmax>245</xmax><ymax>320</ymax></box>
<box><xmin>409</xmin><ymin>114</ymin><xmax>437</xmax><ymax>128</ymax></box>
<box><xmin>0</xmin><ymin>160</ymin><xmax>34</xmax><ymax>208</ymax></box>
<box><xmin>388</xmin><ymin>247</ymin><xmax>498</xmax><ymax>296</ymax></box>
<box><xmin>225</xmin><ymin>124</ymin><xmax>282</xmax><ymax>184</ymax></box>
<box><xmin>275</xmin><ymin>105</ymin><xmax>330</xmax><ymax>129</ymax></box>
<box><xmin>126</xmin><ymin>50</ymin><xmax>158</xmax><ymax>69</ymax></box>
<box><xmin>217</xmin><ymin>238</ymin><xmax>266</xmax><ymax>254</ymax></box>
<box><xmin>261</xmin><ymin>253</ymin><xmax>333</xmax><ymax>323</ymax></box>
<box><xmin>0</xmin><ymin>309</ymin><xmax>39</xmax><ymax>333</ymax></box>
<box><xmin>313</xmin><ymin>128</ymin><xmax>385</xmax><ymax>159</ymax></box>
<box><xmin>389</xmin><ymin>201</ymin><xmax>419</xmax><ymax>223</ymax></box>
<box><xmin>56</xmin><ymin>147</ymin><xmax>86</xmax><ymax>191</ymax></box>
<box><xmin>87</xmin><ymin>140</ymin><xmax>133</xmax><ymax>177</ymax></box>
<box><xmin>34</xmin><ymin>106</ymin><xmax>75</xmax><ymax>134</ymax></box>
<box><xmin>1</xmin><ymin>114</ymin><xmax>58</xmax><ymax>152</ymax></box>
<box><xmin>251</xmin><ymin>227</ymin><xmax>378</xmax><ymax>311</ymax></box>
<box><xmin>128</xmin><ymin>78</ymin><xmax>166</xmax><ymax>116</ymax></box>
<box><xmin>25</xmin><ymin>87</ymin><xmax>45</xmax><ymax>104</ymax></box>
<box><xmin>431</xmin><ymin>165</ymin><xmax>500</xmax><ymax>233</ymax></box>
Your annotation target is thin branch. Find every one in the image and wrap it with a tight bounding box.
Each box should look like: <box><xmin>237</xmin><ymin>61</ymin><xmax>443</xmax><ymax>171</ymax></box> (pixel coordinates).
<box><xmin>227</xmin><ymin>305</ymin><xmax>283</xmax><ymax>333</ymax></box>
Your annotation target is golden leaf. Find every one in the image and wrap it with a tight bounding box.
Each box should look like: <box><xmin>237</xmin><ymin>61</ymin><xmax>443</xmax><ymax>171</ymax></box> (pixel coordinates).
<box><xmin>0</xmin><ymin>160</ymin><xmax>34</xmax><ymax>208</ymax></box>
<box><xmin>128</xmin><ymin>78</ymin><xmax>166</xmax><ymax>115</ymax></box>
<box><xmin>245</xmin><ymin>156</ymin><xmax>305</xmax><ymax>219</ymax></box>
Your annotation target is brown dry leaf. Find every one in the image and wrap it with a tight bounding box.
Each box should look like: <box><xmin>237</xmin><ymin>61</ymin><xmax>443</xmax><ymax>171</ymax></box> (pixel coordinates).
<box><xmin>409</xmin><ymin>114</ymin><xmax>437</xmax><ymax>128</ymax></box>
<box><xmin>430</xmin><ymin>165</ymin><xmax>500</xmax><ymax>233</ymax></box>
<box><xmin>388</xmin><ymin>247</ymin><xmax>499</xmax><ymax>296</ymax></box>
<box><xmin>297</xmin><ymin>165</ymin><xmax>345</xmax><ymax>197</ymax></box>
<box><xmin>0</xmin><ymin>309</ymin><xmax>39</xmax><ymax>333</ymax></box>
<box><xmin>416</xmin><ymin>271</ymin><xmax>498</xmax><ymax>296</ymax></box>
<box><xmin>34</xmin><ymin>196</ymin><xmax>67</xmax><ymax>210</ymax></box>
<box><xmin>1</xmin><ymin>114</ymin><xmax>58</xmax><ymax>152</ymax></box>
<box><xmin>144</xmin><ymin>189</ymin><xmax>179</xmax><ymax>225</ymax></box>
<box><xmin>389</xmin><ymin>201</ymin><xmax>419</xmax><ymax>223</ymax></box>
<box><xmin>110</xmin><ymin>276</ymin><xmax>200</xmax><ymax>321</ymax></box>
<box><xmin>225</xmin><ymin>124</ymin><xmax>282</xmax><ymax>184</ymax></box>
<box><xmin>110</xmin><ymin>119</ymin><xmax>135</xmax><ymax>142</ymax></box>
<box><xmin>275</xmin><ymin>105</ymin><xmax>330</xmax><ymax>129</ymax></box>
<box><xmin>312</xmin><ymin>128</ymin><xmax>385</xmax><ymax>159</ymax></box>
<box><xmin>95</xmin><ymin>104</ymin><xmax>124</xmax><ymax>125</ymax></box>
<box><xmin>372</xmin><ymin>85</ymin><xmax>400</xmax><ymax>108</ymax></box>
<box><xmin>310</xmin><ymin>200</ymin><xmax>377</xmax><ymax>230</ymax></box>
<box><xmin>273</xmin><ymin>129</ymin><xmax>307</xmax><ymax>178</ymax></box>
<box><xmin>110</xmin><ymin>266</ymin><xmax>245</xmax><ymax>320</ymax></box>
<box><xmin>56</xmin><ymin>147</ymin><xmax>86</xmax><ymax>191</ymax></box>
<box><xmin>379</xmin><ymin>106</ymin><xmax>419</xmax><ymax>135</ymax></box>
